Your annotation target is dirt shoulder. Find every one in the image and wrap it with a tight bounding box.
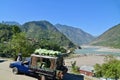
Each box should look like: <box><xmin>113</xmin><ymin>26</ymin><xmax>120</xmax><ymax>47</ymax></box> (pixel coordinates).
<box><xmin>65</xmin><ymin>55</ymin><xmax>105</xmax><ymax>67</ymax></box>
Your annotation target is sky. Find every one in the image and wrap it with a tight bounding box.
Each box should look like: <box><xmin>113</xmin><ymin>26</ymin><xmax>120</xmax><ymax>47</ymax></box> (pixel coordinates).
<box><xmin>0</xmin><ymin>0</ymin><xmax>120</xmax><ymax>36</ymax></box>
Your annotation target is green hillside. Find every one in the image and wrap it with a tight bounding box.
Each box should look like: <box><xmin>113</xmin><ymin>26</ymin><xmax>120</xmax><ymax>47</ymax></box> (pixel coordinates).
<box><xmin>91</xmin><ymin>24</ymin><xmax>120</xmax><ymax>48</ymax></box>
<box><xmin>55</xmin><ymin>24</ymin><xmax>95</xmax><ymax>45</ymax></box>
<box><xmin>22</xmin><ymin>21</ymin><xmax>75</xmax><ymax>48</ymax></box>
<box><xmin>0</xmin><ymin>24</ymin><xmax>21</xmax><ymax>42</ymax></box>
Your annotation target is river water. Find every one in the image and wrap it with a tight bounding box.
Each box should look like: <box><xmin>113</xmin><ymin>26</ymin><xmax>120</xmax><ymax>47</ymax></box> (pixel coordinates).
<box><xmin>74</xmin><ymin>46</ymin><xmax>120</xmax><ymax>56</ymax></box>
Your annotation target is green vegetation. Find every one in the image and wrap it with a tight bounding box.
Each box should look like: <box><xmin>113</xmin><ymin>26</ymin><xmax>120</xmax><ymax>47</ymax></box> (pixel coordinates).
<box><xmin>0</xmin><ymin>24</ymin><xmax>35</xmax><ymax>58</ymax></box>
<box><xmin>71</xmin><ymin>61</ymin><xmax>79</xmax><ymax>74</ymax></box>
<box><xmin>0</xmin><ymin>24</ymin><xmax>15</xmax><ymax>42</ymax></box>
<box><xmin>91</xmin><ymin>24</ymin><xmax>120</xmax><ymax>48</ymax></box>
<box><xmin>0</xmin><ymin>22</ymin><xmax>75</xmax><ymax>59</ymax></box>
<box><xmin>22</xmin><ymin>21</ymin><xmax>75</xmax><ymax>48</ymax></box>
<box><xmin>94</xmin><ymin>55</ymin><xmax>120</xmax><ymax>80</ymax></box>
<box><xmin>8</xmin><ymin>32</ymin><xmax>35</xmax><ymax>57</ymax></box>
<box><xmin>0</xmin><ymin>24</ymin><xmax>21</xmax><ymax>56</ymax></box>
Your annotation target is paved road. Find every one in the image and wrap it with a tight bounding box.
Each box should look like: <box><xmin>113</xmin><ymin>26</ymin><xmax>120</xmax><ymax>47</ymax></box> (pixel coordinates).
<box><xmin>0</xmin><ymin>58</ymin><xmax>84</xmax><ymax>80</ymax></box>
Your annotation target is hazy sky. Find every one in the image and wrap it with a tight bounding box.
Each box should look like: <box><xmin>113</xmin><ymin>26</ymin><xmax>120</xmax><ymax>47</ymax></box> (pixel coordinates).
<box><xmin>0</xmin><ymin>0</ymin><xmax>120</xmax><ymax>36</ymax></box>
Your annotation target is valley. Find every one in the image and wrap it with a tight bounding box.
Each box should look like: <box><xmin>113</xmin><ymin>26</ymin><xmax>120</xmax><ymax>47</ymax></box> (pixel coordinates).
<box><xmin>66</xmin><ymin>45</ymin><xmax>120</xmax><ymax>67</ymax></box>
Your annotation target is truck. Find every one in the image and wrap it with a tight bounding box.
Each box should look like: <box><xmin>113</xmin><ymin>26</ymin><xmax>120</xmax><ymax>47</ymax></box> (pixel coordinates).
<box><xmin>9</xmin><ymin>48</ymin><xmax>68</xmax><ymax>80</ymax></box>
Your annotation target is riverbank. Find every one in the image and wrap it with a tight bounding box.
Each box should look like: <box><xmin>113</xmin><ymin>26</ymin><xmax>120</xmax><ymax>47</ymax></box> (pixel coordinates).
<box><xmin>81</xmin><ymin>45</ymin><xmax>120</xmax><ymax>53</ymax></box>
<box><xmin>65</xmin><ymin>55</ymin><xmax>105</xmax><ymax>67</ymax></box>
<box><xmin>65</xmin><ymin>45</ymin><xmax>120</xmax><ymax>67</ymax></box>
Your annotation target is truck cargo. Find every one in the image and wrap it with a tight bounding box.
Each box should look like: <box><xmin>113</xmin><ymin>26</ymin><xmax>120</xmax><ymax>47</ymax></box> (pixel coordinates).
<box><xmin>30</xmin><ymin>48</ymin><xmax>68</xmax><ymax>80</ymax></box>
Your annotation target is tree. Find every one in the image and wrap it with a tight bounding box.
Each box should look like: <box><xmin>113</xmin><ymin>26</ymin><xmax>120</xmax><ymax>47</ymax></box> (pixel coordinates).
<box><xmin>11</xmin><ymin>25</ymin><xmax>21</xmax><ymax>34</ymax></box>
<box><xmin>102</xmin><ymin>59</ymin><xmax>120</xmax><ymax>80</ymax></box>
<box><xmin>94</xmin><ymin>64</ymin><xmax>102</xmax><ymax>77</ymax></box>
<box><xmin>94</xmin><ymin>55</ymin><xmax>120</xmax><ymax>80</ymax></box>
<box><xmin>0</xmin><ymin>24</ymin><xmax>22</xmax><ymax>57</ymax></box>
<box><xmin>9</xmin><ymin>32</ymin><xmax>35</xmax><ymax>58</ymax></box>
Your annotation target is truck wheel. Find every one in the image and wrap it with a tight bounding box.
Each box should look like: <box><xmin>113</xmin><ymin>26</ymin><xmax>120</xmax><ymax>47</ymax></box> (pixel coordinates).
<box><xmin>38</xmin><ymin>75</ymin><xmax>46</xmax><ymax>80</ymax></box>
<box><xmin>12</xmin><ymin>67</ymin><xmax>19</xmax><ymax>74</ymax></box>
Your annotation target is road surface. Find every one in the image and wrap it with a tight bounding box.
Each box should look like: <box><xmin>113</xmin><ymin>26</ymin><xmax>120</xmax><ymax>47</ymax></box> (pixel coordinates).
<box><xmin>0</xmin><ymin>58</ymin><xmax>36</xmax><ymax>80</ymax></box>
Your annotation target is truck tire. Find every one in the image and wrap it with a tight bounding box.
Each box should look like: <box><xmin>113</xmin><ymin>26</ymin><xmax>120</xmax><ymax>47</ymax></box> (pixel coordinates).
<box><xmin>12</xmin><ymin>67</ymin><xmax>19</xmax><ymax>74</ymax></box>
<box><xmin>38</xmin><ymin>75</ymin><xmax>46</xmax><ymax>80</ymax></box>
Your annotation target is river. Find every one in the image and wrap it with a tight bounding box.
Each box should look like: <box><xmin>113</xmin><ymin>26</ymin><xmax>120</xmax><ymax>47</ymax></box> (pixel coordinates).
<box><xmin>74</xmin><ymin>45</ymin><xmax>120</xmax><ymax>56</ymax></box>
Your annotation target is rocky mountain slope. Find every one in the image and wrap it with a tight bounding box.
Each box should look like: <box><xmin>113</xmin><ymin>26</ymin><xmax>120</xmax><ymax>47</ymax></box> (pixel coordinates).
<box><xmin>55</xmin><ymin>24</ymin><xmax>95</xmax><ymax>45</ymax></box>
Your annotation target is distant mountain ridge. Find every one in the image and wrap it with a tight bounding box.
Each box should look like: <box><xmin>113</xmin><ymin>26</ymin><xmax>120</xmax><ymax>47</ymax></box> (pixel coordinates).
<box><xmin>91</xmin><ymin>24</ymin><xmax>120</xmax><ymax>48</ymax></box>
<box><xmin>1</xmin><ymin>20</ymin><xmax>96</xmax><ymax>46</ymax></box>
<box><xmin>55</xmin><ymin>24</ymin><xmax>95</xmax><ymax>45</ymax></box>
<box><xmin>1</xmin><ymin>21</ymin><xmax>21</xmax><ymax>26</ymax></box>
<box><xmin>21</xmin><ymin>21</ymin><xmax>75</xmax><ymax>47</ymax></box>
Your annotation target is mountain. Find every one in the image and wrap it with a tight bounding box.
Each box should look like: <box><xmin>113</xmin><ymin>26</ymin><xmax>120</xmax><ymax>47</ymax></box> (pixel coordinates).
<box><xmin>1</xmin><ymin>21</ymin><xmax>21</xmax><ymax>26</ymax></box>
<box><xmin>21</xmin><ymin>21</ymin><xmax>75</xmax><ymax>48</ymax></box>
<box><xmin>55</xmin><ymin>24</ymin><xmax>95</xmax><ymax>45</ymax></box>
<box><xmin>91</xmin><ymin>24</ymin><xmax>120</xmax><ymax>48</ymax></box>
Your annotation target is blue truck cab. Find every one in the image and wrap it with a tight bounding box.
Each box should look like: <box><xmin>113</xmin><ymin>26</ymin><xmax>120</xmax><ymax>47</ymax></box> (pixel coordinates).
<box><xmin>9</xmin><ymin>58</ymin><xmax>31</xmax><ymax>75</ymax></box>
